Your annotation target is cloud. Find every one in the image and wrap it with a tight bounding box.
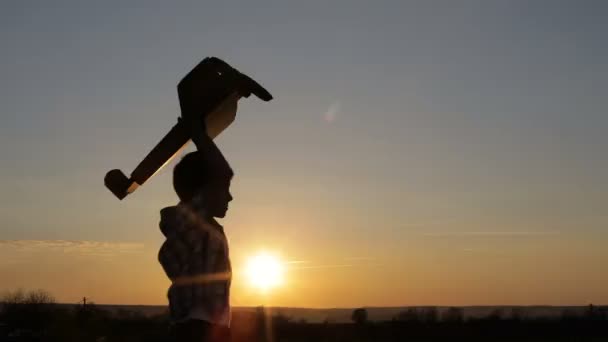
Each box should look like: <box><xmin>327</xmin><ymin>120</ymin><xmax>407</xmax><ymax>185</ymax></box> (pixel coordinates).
<box><xmin>422</xmin><ymin>231</ymin><xmax>560</xmax><ymax>237</ymax></box>
<box><xmin>400</xmin><ymin>220</ymin><xmax>452</xmax><ymax>228</ymax></box>
<box><xmin>284</xmin><ymin>257</ymin><xmax>381</xmax><ymax>270</ymax></box>
<box><xmin>290</xmin><ymin>264</ymin><xmax>356</xmax><ymax>270</ymax></box>
<box><xmin>284</xmin><ymin>260</ymin><xmax>310</xmax><ymax>264</ymax></box>
<box><xmin>343</xmin><ymin>257</ymin><xmax>376</xmax><ymax>261</ymax></box>
<box><xmin>0</xmin><ymin>240</ymin><xmax>144</xmax><ymax>257</ymax></box>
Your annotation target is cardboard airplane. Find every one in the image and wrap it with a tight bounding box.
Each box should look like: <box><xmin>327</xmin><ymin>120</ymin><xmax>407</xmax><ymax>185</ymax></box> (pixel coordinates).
<box><xmin>104</xmin><ymin>57</ymin><xmax>273</xmax><ymax>200</ymax></box>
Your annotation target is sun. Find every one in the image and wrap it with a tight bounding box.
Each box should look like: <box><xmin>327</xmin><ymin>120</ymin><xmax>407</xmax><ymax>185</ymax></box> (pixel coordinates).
<box><xmin>245</xmin><ymin>252</ymin><xmax>285</xmax><ymax>291</ymax></box>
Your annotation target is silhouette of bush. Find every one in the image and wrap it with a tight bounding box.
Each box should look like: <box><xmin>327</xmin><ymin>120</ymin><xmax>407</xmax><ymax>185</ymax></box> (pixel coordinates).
<box><xmin>351</xmin><ymin>308</ymin><xmax>368</xmax><ymax>325</ymax></box>
<box><xmin>0</xmin><ymin>289</ymin><xmax>56</xmax><ymax>331</ymax></box>
<box><xmin>3</xmin><ymin>288</ymin><xmax>608</xmax><ymax>341</ymax></box>
<box><xmin>393</xmin><ymin>307</ymin><xmax>438</xmax><ymax>324</ymax></box>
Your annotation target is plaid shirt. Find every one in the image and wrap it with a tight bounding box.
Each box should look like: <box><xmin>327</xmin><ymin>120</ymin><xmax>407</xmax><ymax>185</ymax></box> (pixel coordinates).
<box><xmin>158</xmin><ymin>197</ymin><xmax>231</xmax><ymax>326</ymax></box>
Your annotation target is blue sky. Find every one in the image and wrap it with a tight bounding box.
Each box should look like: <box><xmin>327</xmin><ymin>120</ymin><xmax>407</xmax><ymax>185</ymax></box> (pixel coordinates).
<box><xmin>0</xmin><ymin>1</ymin><xmax>607</xmax><ymax>305</ymax></box>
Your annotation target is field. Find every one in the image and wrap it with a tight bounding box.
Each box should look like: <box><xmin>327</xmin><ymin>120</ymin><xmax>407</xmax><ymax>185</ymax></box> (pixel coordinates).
<box><xmin>1</xmin><ymin>302</ymin><xmax>607</xmax><ymax>341</ymax></box>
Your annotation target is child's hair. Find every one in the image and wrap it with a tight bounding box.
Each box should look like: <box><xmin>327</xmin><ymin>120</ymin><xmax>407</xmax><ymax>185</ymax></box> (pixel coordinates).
<box><xmin>173</xmin><ymin>152</ymin><xmax>233</xmax><ymax>202</ymax></box>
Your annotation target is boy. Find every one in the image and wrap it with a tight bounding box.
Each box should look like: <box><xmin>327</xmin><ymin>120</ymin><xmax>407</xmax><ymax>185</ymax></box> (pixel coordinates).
<box><xmin>158</xmin><ymin>114</ymin><xmax>234</xmax><ymax>342</ymax></box>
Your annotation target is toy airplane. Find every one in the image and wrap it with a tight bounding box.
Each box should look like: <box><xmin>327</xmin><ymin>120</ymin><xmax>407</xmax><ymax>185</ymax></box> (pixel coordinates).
<box><xmin>104</xmin><ymin>57</ymin><xmax>272</xmax><ymax>200</ymax></box>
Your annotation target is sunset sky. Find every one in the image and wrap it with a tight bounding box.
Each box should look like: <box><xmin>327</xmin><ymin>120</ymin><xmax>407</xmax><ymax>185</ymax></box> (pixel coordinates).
<box><xmin>1</xmin><ymin>1</ymin><xmax>607</xmax><ymax>307</ymax></box>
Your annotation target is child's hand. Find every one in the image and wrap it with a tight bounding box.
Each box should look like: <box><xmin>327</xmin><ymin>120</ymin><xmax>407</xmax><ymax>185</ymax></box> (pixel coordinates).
<box><xmin>184</xmin><ymin>92</ymin><xmax>239</xmax><ymax>145</ymax></box>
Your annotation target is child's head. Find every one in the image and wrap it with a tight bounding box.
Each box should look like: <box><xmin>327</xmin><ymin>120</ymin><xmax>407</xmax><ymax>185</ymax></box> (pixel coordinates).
<box><xmin>173</xmin><ymin>152</ymin><xmax>233</xmax><ymax>218</ymax></box>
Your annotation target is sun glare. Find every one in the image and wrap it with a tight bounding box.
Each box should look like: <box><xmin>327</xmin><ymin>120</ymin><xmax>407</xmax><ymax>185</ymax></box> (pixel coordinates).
<box><xmin>246</xmin><ymin>252</ymin><xmax>284</xmax><ymax>291</ymax></box>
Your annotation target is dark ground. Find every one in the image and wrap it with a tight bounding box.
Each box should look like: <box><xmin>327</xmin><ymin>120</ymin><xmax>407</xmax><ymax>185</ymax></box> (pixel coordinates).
<box><xmin>1</xmin><ymin>302</ymin><xmax>607</xmax><ymax>341</ymax></box>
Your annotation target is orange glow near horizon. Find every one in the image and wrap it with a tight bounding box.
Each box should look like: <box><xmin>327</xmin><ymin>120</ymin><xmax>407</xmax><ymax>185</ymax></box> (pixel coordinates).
<box><xmin>2</xmin><ymin>220</ymin><xmax>608</xmax><ymax>308</ymax></box>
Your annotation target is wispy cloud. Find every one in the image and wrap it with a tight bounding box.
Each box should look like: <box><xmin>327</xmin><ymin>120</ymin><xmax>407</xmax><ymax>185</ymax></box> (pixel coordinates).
<box><xmin>343</xmin><ymin>257</ymin><xmax>376</xmax><ymax>262</ymax></box>
<box><xmin>422</xmin><ymin>231</ymin><xmax>560</xmax><ymax>237</ymax></box>
<box><xmin>284</xmin><ymin>257</ymin><xmax>381</xmax><ymax>270</ymax></box>
<box><xmin>0</xmin><ymin>240</ymin><xmax>144</xmax><ymax>257</ymax></box>
<box><xmin>400</xmin><ymin>220</ymin><xmax>453</xmax><ymax>228</ymax></box>
<box><xmin>290</xmin><ymin>264</ymin><xmax>356</xmax><ymax>270</ymax></box>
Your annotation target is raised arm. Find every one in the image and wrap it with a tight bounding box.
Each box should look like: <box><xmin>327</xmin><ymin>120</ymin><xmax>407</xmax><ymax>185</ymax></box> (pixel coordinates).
<box><xmin>183</xmin><ymin>94</ymin><xmax>238</xmax><ymax>172</ymax></box>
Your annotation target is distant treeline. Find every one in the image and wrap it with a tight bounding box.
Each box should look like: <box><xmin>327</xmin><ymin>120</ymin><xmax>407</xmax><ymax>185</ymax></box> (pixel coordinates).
<box><xmin>1</xmin><ymin>289</ymin><xmax>607</xmax><ymax>341</ymax></box>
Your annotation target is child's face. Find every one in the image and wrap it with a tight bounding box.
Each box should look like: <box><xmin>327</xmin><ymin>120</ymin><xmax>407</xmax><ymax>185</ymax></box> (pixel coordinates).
<box><xmin>204</xmin><ymin>178</ymin><xmax>233</xmax><ymax>218</ymax></box>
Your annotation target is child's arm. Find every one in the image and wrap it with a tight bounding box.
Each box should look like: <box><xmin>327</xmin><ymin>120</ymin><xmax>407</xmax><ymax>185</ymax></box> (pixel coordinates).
<box><xmin>185</xmin><ymin>98</ymin><xmax>235</xmax><ymax>171</ymax></box>
<box><xmin>190</xmin><ymin>122</ymin><xmax>227</xmax><ymax>166</ymax></box>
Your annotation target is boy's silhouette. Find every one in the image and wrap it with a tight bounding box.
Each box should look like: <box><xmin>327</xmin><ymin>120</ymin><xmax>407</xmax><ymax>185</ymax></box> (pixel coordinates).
<box><xmin>158</xmin><ymin>108</ymin><xmax>234</xmax><ymax>342</ymax></box>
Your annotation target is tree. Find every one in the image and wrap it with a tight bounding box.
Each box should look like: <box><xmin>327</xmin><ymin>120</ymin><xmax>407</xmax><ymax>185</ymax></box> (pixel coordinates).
<box><xmin>25</xmin><ymin>289</ymin><xmax>55</xmax><ymax>305</ymax></box>
<box><xmin>351</xmin><ymin>308</ymin><xmax>368</xmax><ymax>325</ymax></box>
<box><xmin>1</xmin><ymin>289</ymin><xmax>26</xmax><ymax>305</ymax></box>
<box><xmin>0</xmin><ymin>289</ymin><xmax>56</xmax><ymax>331</ymax></box>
